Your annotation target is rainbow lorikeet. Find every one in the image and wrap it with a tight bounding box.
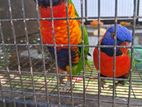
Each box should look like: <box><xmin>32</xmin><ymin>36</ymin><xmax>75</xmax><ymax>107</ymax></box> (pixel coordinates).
<box><xmin>93</xmin><ymin>24</ymin><xmax>132</xmax><ymax>88</ymax></box>
<box><xmin>37</xmin><ymin>0</ymin><xmax>89</xmax><ymax>82</ymax></box>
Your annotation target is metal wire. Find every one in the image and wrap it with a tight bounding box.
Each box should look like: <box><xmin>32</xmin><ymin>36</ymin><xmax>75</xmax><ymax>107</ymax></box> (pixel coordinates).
<box><xmin>65</xmin><ymin>0</ymin><xmax>74</xmax><ymax>106</ymax></box>
<box><xmin>0</xmin><ymin>0</ymin><xmax>142</xmax><ymax>107</ymax></box>
<box><xmin>97</xmin><ymin>0</ymin><xmax>101</xmax><ymax>107</ymax></box>
<box><xmin>34</xmin><ymin>0</ymin><xmax>50</xmax><ymax>106</ymax></box>
<box><xmin>0</xmin><ymin>19</ymin><xmax>7</xmax><ymax>107</ymax></box>
<box><xmin>7</xmin><ymin>0</ymin><xmax>20</xmax><ymax>106</ymax></box>
<box><xmin>128</xmin><ymin>0</ymin><xmax>137</xmax><ymax>107</ymax></box>
<box><xmin>1</xmin><ymin>16</ymin><xmax>142</xmax><ymax>22</ymax></box>
<box><xmin>49</xmin><ymin>0</ymin><xmax>61</xmax><ymax>106</ymax></box>
<box><xmin>112</xmin><ymin>0</ymin><xmax>118</xmax><ymax>106</ymax></box>
<box><xmin>20</xmin><ymin>0</ymin><xmax>38</xmax><ymax>106</ymax></box>
<box><xmin>80</xmin><ymin>0</ymin><xmax>86</xmax><ymax>106</ymax></box>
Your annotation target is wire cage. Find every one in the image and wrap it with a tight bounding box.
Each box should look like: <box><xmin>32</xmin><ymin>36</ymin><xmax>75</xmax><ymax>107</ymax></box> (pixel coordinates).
<box><xmin>0</xmin><ymin>0</ymin><xmax>142</xmax><ymax>107</ymax></box>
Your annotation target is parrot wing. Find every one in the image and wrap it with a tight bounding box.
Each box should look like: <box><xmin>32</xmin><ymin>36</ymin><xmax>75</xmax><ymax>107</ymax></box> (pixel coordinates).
<box><xmin>72</xmin><ymin>26</ymin><xmax>89</xmax><ymax>75</ymax></box>
<box><xmin>66</xmin><ymin>0</ymin><xmax>89</xmax><ymax>75</ymax></box>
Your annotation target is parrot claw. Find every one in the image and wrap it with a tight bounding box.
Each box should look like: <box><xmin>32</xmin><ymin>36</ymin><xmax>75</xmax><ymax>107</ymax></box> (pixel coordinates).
<box><xmin>61</xmin><ymin>81</ymin><xmax>74</xmax><ymax>91</ymax></box>
<box><xmin>59</xmin><ymin>75</ymin><xmax>66</xmax><ymax>84</ymax></box>
<box><xmin>63</xmin><ymin>81</ymin><xmax>70</xmax><ymax>91</ymax></box>
<box><xmin>100</xmin><ymin>79</ymin><xmax>106</xmax><ymax>89</ymax></box>
<box><xmin>108</xmin><ymin>82</ymin><xmax>118</xmax><ymax>90</ymax></box>
<box><xmin>59</xmin><ymin>71</ymin><xmax>67</xmax><ymax>84</ymax></box>
<box><xmin>108</xmin><ymin>80</ymin><xmax>125</xmax><ymax>90</ymax></box>
<box><xmin>117</xmin><ymin>80</ymin><xmax>125</xmax><ymax>86</ymax></box>
<box><xmin>108</xmin><ymin>85</ymin><xmax>115</xmax><ymax>90</ymax></box>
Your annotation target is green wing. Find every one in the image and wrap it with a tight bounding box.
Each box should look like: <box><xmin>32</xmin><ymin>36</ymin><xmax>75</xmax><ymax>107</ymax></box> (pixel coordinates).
<box><xmin>72</xmin><ymin>26</ymin><xmax>89</xmax><ymax>75</ymax></box>
<box><xmin>67</xmin><ymin>1</ymin><xmax>89</xmax><ymax>75</ymax></box>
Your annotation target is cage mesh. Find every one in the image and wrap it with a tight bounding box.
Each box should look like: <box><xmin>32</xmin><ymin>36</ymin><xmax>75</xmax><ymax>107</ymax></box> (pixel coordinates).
<box><xmin>0</xmin><ymin>0</ymin><xmax>142</xmax><ymax>107</ymax></box>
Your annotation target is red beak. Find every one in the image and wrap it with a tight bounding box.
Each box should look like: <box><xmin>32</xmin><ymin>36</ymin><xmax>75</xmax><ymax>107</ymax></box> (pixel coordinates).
<box><xmin>119</xmin><ymin>42</ymin><xmax>130</xmax><ymax>54</ymax></box>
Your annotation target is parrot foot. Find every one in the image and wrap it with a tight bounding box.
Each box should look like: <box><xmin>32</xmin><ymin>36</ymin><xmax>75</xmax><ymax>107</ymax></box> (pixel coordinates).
<box><xmin>108</xmin><ymin>84</ymin><xmax>116</xmax><ymax>90</ymax></box>
<box><xmin>60</xmin><ymin>81</ymin><xmax>74</xmax><ymax>91</ymax></box>
<box><xmin>59</xmin><ymin>72</ymin><xmax>68</xmax><ymax>84</ymax></box>
<box><xmin>100</xmin><ymin>79</ymin><xmax>106</xmax><ymax>89</ymax></box>
<box><xmin>117</xmin><ymin>80</ymin><xmax>125</xmax><ymax>86</ymax></box>
<box><xmin>59</xmin><ymin>75</ymin><xmax>66</xmax><ymax>84</ymax></box>
<box><xmin>59</xmin><ymin>77</ymin><xmax>65</xmax><ymax>84</ymax></box>
<box><xmin>108</xmin><ymin>80</ymin><xmax>125</xmax><ymax>90</ymax></box>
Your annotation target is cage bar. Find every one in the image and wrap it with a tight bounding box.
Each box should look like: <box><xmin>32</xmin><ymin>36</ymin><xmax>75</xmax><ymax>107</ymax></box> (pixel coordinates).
<box><xmin>0</xmin><ymin>0</ymin><xmax>142</xmax><ymax>107</ymax></box>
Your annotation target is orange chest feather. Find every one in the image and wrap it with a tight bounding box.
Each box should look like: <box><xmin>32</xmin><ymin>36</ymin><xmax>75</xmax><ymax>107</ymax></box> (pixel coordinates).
<box><xmin>39</xmin><ymin>3</ymin><xmax>81</xmax><ymax>45</ymax></box>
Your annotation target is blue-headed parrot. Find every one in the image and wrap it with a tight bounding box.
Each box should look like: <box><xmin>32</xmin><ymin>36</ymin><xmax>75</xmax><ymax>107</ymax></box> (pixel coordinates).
<box><xmin>93</xmin><ymin>24</ymin><xmax>132</xmax><ymax>88</ymax></box>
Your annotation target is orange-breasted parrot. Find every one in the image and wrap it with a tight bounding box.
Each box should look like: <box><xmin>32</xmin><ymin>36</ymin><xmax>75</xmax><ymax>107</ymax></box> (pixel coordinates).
<box><xmin>93</xmin><ymin>24</ymin><xmax>132</xmax><ymax>88</ymax></box>
<box><xmin>37</xmin><ymin>0</ymin><xmax>89</xmax><ymax>82</ymax></box>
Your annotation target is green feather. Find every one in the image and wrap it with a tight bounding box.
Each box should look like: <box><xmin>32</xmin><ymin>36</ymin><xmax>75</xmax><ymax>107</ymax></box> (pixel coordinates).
<box><xmin>72</xmin><ymin>26</ymin><xmax>89</xmax><ymax>75</ymax></box>
<box><xmin>66</xmin><ymin>1</ymin><xmax>90</xmax><ymax>75</ymax></box>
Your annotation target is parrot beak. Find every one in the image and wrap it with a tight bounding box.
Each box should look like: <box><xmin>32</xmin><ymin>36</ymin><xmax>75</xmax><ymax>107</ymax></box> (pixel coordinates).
<box><xmin>120</xmin><ymin>41</ymin><xmax>131</xmax><ymax>46</ymax></box>
<box><xmin>119</xmin><ymin>42</ymin><xmax>130</xmax><ymax>54</ymax></box>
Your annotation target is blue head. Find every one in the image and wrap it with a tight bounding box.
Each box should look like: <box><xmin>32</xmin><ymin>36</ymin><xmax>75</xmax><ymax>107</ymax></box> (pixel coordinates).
<box><xmin>37</xmin><ymin>0</ymin><xmax>62</xmax><ymax>7</ymax></box>
<box><xmin>101</xmin><ymin>24</ymin><xmax>132</xmax><ymax>56</ymax></box>
<box><xmin>101</xmin><ymin>24</ymin><xmax>132</xmax><ymax>45</ymax></box>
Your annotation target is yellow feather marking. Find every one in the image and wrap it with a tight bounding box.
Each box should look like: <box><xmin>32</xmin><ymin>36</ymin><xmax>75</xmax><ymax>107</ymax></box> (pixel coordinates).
<box><xmin>66</xmin><ymin>65</ymin><xmax>70</xmax><ymax>74</ymax></box>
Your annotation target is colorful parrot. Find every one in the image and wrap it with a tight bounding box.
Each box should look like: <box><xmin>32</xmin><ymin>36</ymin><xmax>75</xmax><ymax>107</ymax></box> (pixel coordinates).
<box><xmin>93</xmin><ymin>24</ymin><xmax>132</xmax><ymax>88</ymax></box>
<box><xmin>37</xmin><ymin>0</ymin><xmax>89</xmax><ymax>83</ymax></box>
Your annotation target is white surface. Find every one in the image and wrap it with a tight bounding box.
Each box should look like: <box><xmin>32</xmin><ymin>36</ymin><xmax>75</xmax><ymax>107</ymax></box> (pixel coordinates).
<box><xmin>88</xmin><ymin>36</ymin><xmax>98</xmax><ymax>60</ymax></box>
<box><xmin>73</xmin><ymin>0</ymin><xmax>134</xmax><ymax>17</ymax></box>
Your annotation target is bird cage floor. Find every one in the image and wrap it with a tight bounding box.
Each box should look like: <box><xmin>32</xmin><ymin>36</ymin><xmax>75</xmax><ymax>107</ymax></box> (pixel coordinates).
<box><xmin>0</xmin><ymin>69</ymin><xmax>141</xmax><ymax>107</ymax></box>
